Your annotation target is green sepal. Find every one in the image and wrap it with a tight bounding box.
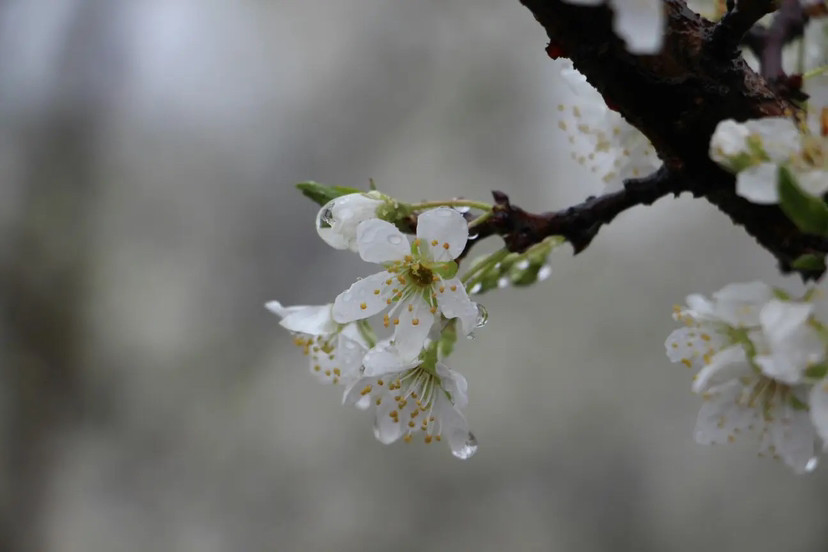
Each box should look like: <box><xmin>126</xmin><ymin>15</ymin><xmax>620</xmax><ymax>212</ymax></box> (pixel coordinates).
<box><xmin>789</xmin><ymin>393</ymin><xmax>810</xmax><ymax>411</ymax></box>
<box><xmin>805</xmin><ymin>362</ymin><xmax>828</xmax><ymax>380</ymax></box>
<box><xmin>791</xmin><ymin>254</ymin><xmax>827</xmax><ymax>272</ymax></box>
<box><xmin>777</xmin><ymin>166</ymin><xmax>828</xmax><ymax>236</ymax></box>
<box><xmin>296</xmin><ymin>181</ymin><xmax>363</xmax><ymax>206</ymax></box>
<box><xmin>772</xmin><ymin>288</ymin><xmax>792</xmax><ymax>301</ymax></box>
<box><xmin>433</xmin><ymin>261</ymin><xmax>459</xmax><ymax>279</ymax></box>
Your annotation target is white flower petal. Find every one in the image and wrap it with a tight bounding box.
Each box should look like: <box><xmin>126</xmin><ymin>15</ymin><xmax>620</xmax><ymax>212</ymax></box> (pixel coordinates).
<box><xmin>390</xmin><ymin>297</ymin><xmax>434</xmax><ymax>360</ymax></box>
<box><xmin>612</xmin><ymin>0</ymin><xmax>665</xmax><ymax>54</ymax></box>
<box><xmin>797</xmin><ymin>170</ymin><xmax>828</xmax><ymax>198</ymax></box>
<box><xmin>332</xmin><ymin>271</ymin><xmax>395</xmax><ymax>323</ymax></box>
<box><xmin>436</xmin><ymin>277</ymin><xmax>478</xmax><ymax>336</ymax></box>
<box><xmin>736</xmin><ymin>162</ymin><xmax>780</xmax><ymax>204</ymax></box>
<box><xmin>356</xmin><ymin>219</ymin><xmax>410</xmax><ymax>264</ymax></box>
<box><xmin>438</xmin><ymin>363</ymin><xmax>469</xmax><ymax>410</ymax></box>
<box><xmin>694</xmin><ymin>380</ymin><xmax>758</xmax><ymax>445</ymax></box>
<box><xmin>665</xmin><ymin>326</ymin><xmax>725</xmax><ymax>367</ymax></box>
<box><xmin>317</xmin><ymin>193</ymin><xmax>384</xmax><ymax>251</ymax></box>
<box><xmin>744</xmin><ymin>117</ymin><xmax>800</xmax><ymax>161</ymax></box>
<box><xmin>416</xmin><ymin>208</ymin><xmax>469</xmax><ymax>262</ymax></box>
<box><xmin>809</xmin><ymin>382</ymin><xmax>828</xmax><ymax>449</ymax></box>
<box><xmin>692</xmin><ymin>345</ymin><xmax>752</xmax><ymax>394</ymax></box>
<box><xmin>710</xmin><ymin>119</ymin><xmax>751</xmax><ymax>162</ymax></box>
<box><xmin>766</xmin><ymin>402</ymin><xmax>816</xmax><ymax>474</ymax></box>
<box><xmin>269</xmin><ymin>303</ymin><xmax>337</xmax><ymax>336</ymax></box>
<box><xmin>363</xmin><ymin>341</ymin><xmax>418</xmax><ymax>377</ymax></box>
<box><xmin>373</xmin><ymin>397</ymin><xmax>405</xmax><ymax>444</ymax></box>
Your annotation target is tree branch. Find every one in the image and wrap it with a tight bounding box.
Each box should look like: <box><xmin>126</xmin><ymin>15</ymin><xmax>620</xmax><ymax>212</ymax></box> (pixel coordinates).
<box><xmin>514</xmin><ymin>0</ymin><xmax>826</xmax><ymax>279</ymax></box>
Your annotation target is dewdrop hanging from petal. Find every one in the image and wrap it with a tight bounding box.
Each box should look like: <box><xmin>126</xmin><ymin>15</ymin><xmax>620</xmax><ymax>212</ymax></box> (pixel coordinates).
<box><xmin>316</xmin><ymin>192</ymin><xmax>387</xmax><ymax>252</ymax></box>
<box><xmin>332</xmin><ymin>207</ymin><xmax>479</xmax><ymax>360</ymax></box>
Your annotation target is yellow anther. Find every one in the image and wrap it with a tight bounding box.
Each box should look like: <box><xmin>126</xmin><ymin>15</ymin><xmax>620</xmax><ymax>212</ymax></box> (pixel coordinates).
<box><xmin>442</xmin><ymin>242</ymin><xmax>450</xmax><ymax>250</ymax></box>
<box><xmin>435</xmin><ymin>435</ymin><xmax>442</xmax><ymax>442</ymax></box>
<box><xmin>404</xmin><ymin>255</ymin><xmax>413</xmax><ymax>262</ymax></box>
<box><xmin>376</xmin><ymin>397</ymin><xmax>382</xmax><ymax>405</ymax></box>
<box><xmin>403</xmin><ymin>435</ymin><xmax>413</xmax><ymax>443</ymax></box>
<box><xmin>450</xmin><ymin>285</ymin><xmax>457</xmax><ymax>292</ymax></box>
<box><xmin>324</xmin><ymin>370</ymin><xmax>331</xmax><ymax>376</ymax></box>
<box><xmin>393</xmin><ymin>318</ymin><xmax>400</xmax><ymax>325</ymax></box>
<box><xmin>398</xmin><ymin>399</ymin><xmax>408</xmax><ymax>408</ymax></box>
<box><xmin>681</xmin><ymin>358</ymin><xmax>692</xmax><ymax>368</ymax></box>
<box><xmin>727</xmin><ymin>434</ymin><xmax>735</xmax><ymax>443</ymax></box>
<box><xmin>408</xmin><ymin>421</ymin><xmax>416</xmax><ymax>428</ymax></box>
<box><xmin>386</xmin><ymin>278</ymin><xmax>393</xmax><ymax>285</ymax></box>
<box><xmin>439</xmin><ymin>286</ymin><xmax>445</xmax><ymax>293</ymax></box>
<box><xmin>386</xmin><ymin>298</ymin><xmax>392</xmax><ymax>305</ymax></box>
<box><xmin>377</xmin><ymin>379</ymin><xmax>384</xmax><ymax>386</ymax></box>
<box><xmin>414</xmin><ymin>239</ymin><xmax>421</xmax><ymax>246</ymax></box>
<box><xmin>360</xmin><ymin>385</ymin><xmax>372</xmax><ymax>396</ymax></box>
<box><xmin>432</xmin><ymin>274</ymin><xmax>439</xmax><ymax>282</ymax></box>
<box><xmin>430</xmin><ymin>306</ymin><xmax>437</xmax><ymax>314</ymax></box>
<box><xmin>424</xmin><ymin>435</ymin><xmax>433</xmax><ymax>444</ymax></box>
<box><xmin>671</xmin><ymin>343</ymin><xmax>678</xmax><ymax>348</ymax></box>
<box><xmin>412</xmin><ymin>318</ymin><xmax>420</xmax><ymax>326</ymax></box>
<box><xmin>431</xmin><ymin>239</ymin><xmax>438</xmax><ymax>246</ymax></box>
<box><xmin>429</xmin><ymin>416</ymin><xmax>435</xmax><ymax>421</ymax></box>
<box><xmin>701</xmin><ymin>333</ymin><xmax>711</xmax><ymax>341</ymax></box>
<box><xmin>410</xmin><ymin>410</ymin><xmax>419</xmax><ymax>418</ymax></box>
<box><xmin>558</xmin><ymin>121</ymin><xmax>567</xmax><ymax>131</ymax></box>
<box><xmin>332</xmin><ymin>377</ymin><xmax>339</xmax><ymax>384</ymax></box>
<box><xmin>411</xmin><ymin>391</ymin><xmax>418</xmax><ymax>398</ymax></box>
<box><xmin>313</xmin><ymin>365</ymin><xmax>321</xmax><ymax>372</ymax></box>
<box><xmin>373</xmin><ymin>289</ymin><xmax>380</xmax><ymax>295</ymax></box>
<box><xmin>360</xmin><ymin>302</ymin><xmax>367</xmax><ymax>310</ymax></box>
<box><xmin>407</xmin><ymin>304</ymin><xmax>413</xmax><ymax>312</ymax></box>
<box><xmin>333</xmin><ymin>368</ymin><xmax>341</xmax><ymax>376</ymax></box>
<box><xmin>397</xmin><ymin>275</ymin><xmax>407</xmax><ymax>284</ymax></box>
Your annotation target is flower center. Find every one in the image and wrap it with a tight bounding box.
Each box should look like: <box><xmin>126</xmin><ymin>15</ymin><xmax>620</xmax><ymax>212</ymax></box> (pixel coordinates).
<box><xmin>408</xmin><ymin>263</ymin><xmax>434</xmax><ymax>286</ymax></box>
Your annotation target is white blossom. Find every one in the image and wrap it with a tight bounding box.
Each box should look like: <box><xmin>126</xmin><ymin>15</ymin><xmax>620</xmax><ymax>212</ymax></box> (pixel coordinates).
<box><xmin>667</xmin><ymin>282</ymin><xmax>822</xmax><ymax>472</ymax></box>
<box><xmin>332</xmin><ymin>208</ymin><xmax>478</xmax><ymax>360</ymax></box>
<box><xmin>316</xmin><ymin>192</ymin><xmax>386</xmax><ymax>251</ymax></box>
<box><xmin>266</xmin><ymin>301</ymin><xmax>367</xmax><ymax>385</ymax></box>
<box><xmin>556</xmin><ymin>61</ymin><xmax>659</xmax><ymax>192</ymax></box>
<box><xmin>709</xmin><ymin>115</ymin><xmax>828</xmax><ymax>204</ymax></box>
<box><xmin>342</xmin><ymin>342</ymin><xmax>477</xmax><ymax>458</ymax></box>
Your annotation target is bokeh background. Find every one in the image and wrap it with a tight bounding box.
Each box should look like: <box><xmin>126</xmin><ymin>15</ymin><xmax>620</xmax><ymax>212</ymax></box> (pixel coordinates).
<box><xmin>2</xmin><ymin>1</ymin><xmax>828</xmax><ymax>551</ymax></box>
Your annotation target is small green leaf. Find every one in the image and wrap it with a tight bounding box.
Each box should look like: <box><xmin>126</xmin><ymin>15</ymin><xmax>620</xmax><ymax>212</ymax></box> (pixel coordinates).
<box><xmin>805</xmin><ymin>362</ymin><xmax>828</xmax><ymax>380</ymax></box>
<box><xmin>791</xmin><ymin>254</ymin><xmax>827</xmax><ymax>272</ymax></box>
<box><xmin>296</xmin><ymin>181</ymin><xmax>362</xmax><ymax>206</ymax></box>
<box><xmin>777</xmin><ymin>166</ymin><xmax>828</xmax><ymax>236</ymax></box>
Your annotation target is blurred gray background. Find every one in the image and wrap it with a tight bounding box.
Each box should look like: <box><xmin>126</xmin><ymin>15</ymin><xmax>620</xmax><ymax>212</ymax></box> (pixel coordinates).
<box><xmin>1</xmin><ymin>1</ymin><xmax>827</xmax><ymax>551</ymax></box>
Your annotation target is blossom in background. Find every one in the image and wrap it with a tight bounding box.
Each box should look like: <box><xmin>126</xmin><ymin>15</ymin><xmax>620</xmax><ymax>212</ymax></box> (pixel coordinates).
<box><xmin>266</xmin><ymin>301</ymin><xmax>367</xmax><ymax>385</ymax></box>
<box><xmin>556</xmin><ymin>61</ymin><xmax>659</xmax><ymax>192</ymax></box>
<box><xmin>316</xmin><ymin>192</ymin><xmax>386</xmax><ymax>251</ymax></box>
<box><xmin>666</xmin><ymin>282</ymin><xmax>828</xmax><ymax>473</ymax></box>
<box><xmin>709</xmin><ymin>116</ymin><xmax>828</xmax><ymax>204</ymax></box>
<box><xmin>342</xmin><ymin>341</ymin><xmax>477</xmax><ymax>458</ymax></box>
<box><xmin>332</xmin><ymin>208</ymin><xmax>478</xmax><ymax>360</ymax></box>
<box><xmin>562</xmin><ymin>0</ymin><xmax>664</xmax><ymax>54</ymax></box>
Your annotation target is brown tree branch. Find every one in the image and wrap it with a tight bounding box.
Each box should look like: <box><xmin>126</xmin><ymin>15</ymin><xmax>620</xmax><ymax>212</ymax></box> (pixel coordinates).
<box><xmin>497</xmin><ymin>0</ymin><xmax>828</xmax><ymax>279</ymax></box>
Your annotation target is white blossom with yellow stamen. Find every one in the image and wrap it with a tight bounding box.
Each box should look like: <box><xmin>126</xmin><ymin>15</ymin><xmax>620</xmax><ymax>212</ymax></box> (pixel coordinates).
<box><xmin>343</xmin><ymin>342</ymin><xmax>477</xmax><ymax>458</ymax></box>
<box><xmin>666</xmin><ymin>282</ymin><xmax>825</xmax><ymax>473</ymax></box>
<box><xmin>332</xmin><ymin>207</ymin><xmax>478</xmax><ymax>360</ymax></box>
<box><xmin>266</xmin><ymin>301</ymin><xmax>367</xmax><ymax>386</ymax></box>
<box><xmin>556</xmin><ymin>61</ymin><xmax>659</xmax><ymax>192</ymax></box>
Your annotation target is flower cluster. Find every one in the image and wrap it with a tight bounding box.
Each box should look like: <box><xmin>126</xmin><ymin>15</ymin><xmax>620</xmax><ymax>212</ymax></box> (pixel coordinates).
<box><xmin>666</xmin><ymin>282</ymin><xmax>828</xmax><ymax>473</ymax></box>
<box><xmin>269</xmin><ymin>192</ymin><xmax>495</xmax><ymax>458</ymax></box>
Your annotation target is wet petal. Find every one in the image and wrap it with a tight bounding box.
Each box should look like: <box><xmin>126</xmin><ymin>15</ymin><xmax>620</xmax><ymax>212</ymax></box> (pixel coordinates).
<box><xmin>416</xmin><ymin>208</ymin><xmax>468</xmax><ymax>262</ymax></box>
<box><xmin>268</xmin><ymin>302</ymin><xmax>337</xmax><ymax>336</ymax></box>
<box><xmin>736</xmin><ymin>162</ymin><xmax>779</xmax><ymax>204</ymax></box>
<box><xmin>437</xmin><ymin>277</ymin><xmax>477</xmax><ymax>336</ymax></box>
<box><xmin>390</xmin><ymin>296</ymin><xmax>434</xmax><ymax>360</ymax></box>
<box><xmin>332</xmin><ymin>271</ymin><xmax>395</xmax><ymax>323</ymax></box>
<box><xmin>692</xmin><ymin>345</ymin><xmax>751</xmax><ymax>394</ymax></box>
<box><xmin>356</xmin><ymin>219</ymin><xmax>410</xmax><ymax>264</ymax></box>
<box><xmin>694</xmin><ymin>380</ymin><xmax>757</xmax><ymax>445</ymax></box>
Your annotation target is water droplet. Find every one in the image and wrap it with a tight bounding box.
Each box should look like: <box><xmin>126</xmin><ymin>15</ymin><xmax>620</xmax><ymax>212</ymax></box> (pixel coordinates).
<box><xmin>453</xmin><ymin>206</ymin><xmax>470</xmax><ymax>214</ymax></box>
<box><xmin>537</xmin><ymin>264</ymin><xmax>552</xmax><ymax>281</ymax></box>
<box><xmin>469</xmin><ymin>283</ymin><xmax>482</xmax><ymax>295</ymax></box>
<box><xmin>452</xmin><ymin>432</ymin><xmax>478</xmax><ymax>459</ymax></box>
<box><xmin>475</xmin><ymin>304</ymin><xmax>488</xmax><ymax>328</ymax></box>
<box><xmin>468</xmin><ymin>233</ymin><xmax>479</xmax><ymax>241</ymax></box>
<box><xmin>806</xmin><ymin>457</ymin><xmax>818</xmax><ymax>472</ymax></box>
<box><xmin>316</xmin><ymin>205</ymin><xmax>335</xmax><ymax>229</ymax></box>
<box><xmin>388</xmin><ymin>235</ymin><xmax>403</xmax><ymax>245</ymax></box>
<box><xmin>516</xmin><ymin>259</ymin><xmax>530</xmax><ymax>270</ymax></box>
<box><xmin>466</xmin><ymin>332</ymin><xmax>476</xmax><ymax>340</ymax></box>
<box><xmin>497</xmin><ymin>276</ymin><xmax>509</xmax><ymax>289</ymax></box>
<box><xmin>341</xmin><ymin>292</ymin><xmax>354</xmax><ymax>303</ymax></box>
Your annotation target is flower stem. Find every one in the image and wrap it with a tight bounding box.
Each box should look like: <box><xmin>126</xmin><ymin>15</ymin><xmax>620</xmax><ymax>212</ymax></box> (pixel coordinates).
<box><xmin>461</xmin><ymin>248</ymin><xmax>509</xmax><ymax>287</ymax></box>
<box><xmin>468</xmin><ymin>211</ymin><xmax>494</xmax><ymax>229</ymax></box>
<box><xmin>409</xmin><ymin>199</ymin><xmax>493</xmax><ymax>212</ymax></box>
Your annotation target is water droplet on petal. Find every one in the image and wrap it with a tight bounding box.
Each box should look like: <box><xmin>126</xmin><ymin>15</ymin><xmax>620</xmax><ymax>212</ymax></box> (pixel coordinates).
<box><xmin>316</xmin><ymin>206</ymin><xmax>335</xmax><ymax>229</ymax></box>
<box><xmin>806</xmin><ymin>457</ymin><xmax>818</xmax><ymax>472</ymax></box>
<box><xmin>497</xmin><ymin>276</ymin><xmax>509</xmax><ymax>289</ymax></box>
<box><xmin>388</xmin><ymin>235</ymin><xmax>403</xmax><ymax>245</ymax></box>
<box><xmin>475</xmin><ymin>304</ymin><xmax>488</xmax><ymax>328</ymax></box>
<box><xmin>452</xmin><ymin>432</ymin><xmax>478</xmax><ymax>459</ymax></box>
<box><xmin>516</xmin><ymin>259</ymin><xmax>530</xmax><ymax>270</ymax></box>
<box><xmin>469</xmin><ymin>283</ymin><xmax>482</xmax><ymax>295</ymax></box>
<box><xmin>537</xmin><ymin>264</ymin><xmax>552</xmax><ymax>281</ymax></box>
